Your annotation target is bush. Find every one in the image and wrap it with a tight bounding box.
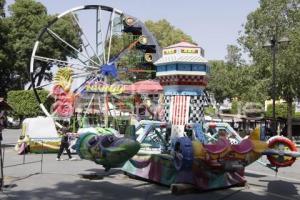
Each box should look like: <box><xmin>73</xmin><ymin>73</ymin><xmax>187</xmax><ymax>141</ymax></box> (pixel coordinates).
<box><xmin>204</xmin><ymin>106</ymin><xmax>216</xmax><ymax>116</ymax></box>
<box><xmin>7</xmin><ymin>90</ymin><xmax>54</xmax><ymax>120</ymax></box>
<box><xmin>229</xmin><ymin>100</ymin><xmax>240</xmax><ymax>114</ymax></box>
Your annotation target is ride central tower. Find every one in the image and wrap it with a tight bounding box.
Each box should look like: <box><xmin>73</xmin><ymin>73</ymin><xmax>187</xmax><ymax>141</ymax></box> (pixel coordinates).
<box><xmin>154</xmin><ymin>42</ymin><xmax>209</xmax><ymax>139</ymax></box>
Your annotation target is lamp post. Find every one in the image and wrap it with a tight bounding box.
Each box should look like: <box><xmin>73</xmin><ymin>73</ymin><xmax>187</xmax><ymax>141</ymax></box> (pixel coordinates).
<box><xmin>264</xmin><ymin>36</ymin><xmax>289</xmax><ymax>134</ymax></box>
<box><xmin>13</xmin><ymin>74</ymin><xmax>23</xmax><ymax>89</ymax></box>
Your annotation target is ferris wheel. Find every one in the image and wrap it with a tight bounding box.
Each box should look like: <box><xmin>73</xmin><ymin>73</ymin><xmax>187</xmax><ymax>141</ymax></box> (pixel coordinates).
<box><xmin>29</xmin><ymin>5</ymin><xmax>160</xmax><ymax>126</ymax></box>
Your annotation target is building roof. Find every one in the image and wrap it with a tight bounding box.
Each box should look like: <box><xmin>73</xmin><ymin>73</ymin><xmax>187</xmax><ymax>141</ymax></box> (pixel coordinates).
<box><xmin>166</xmin><ymin>42</ymin><xmax>198</xmax><ymax>49</ymax></box>
<box><xmin>154</xmin><ymin>54</ymin><xmax>208</xmax><ymax>65</ymax></box>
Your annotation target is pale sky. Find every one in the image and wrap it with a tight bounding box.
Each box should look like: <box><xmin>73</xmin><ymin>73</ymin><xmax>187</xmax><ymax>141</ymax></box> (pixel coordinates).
<box><xmin>5</xmin><ymin>0</ymin><xmax>260</xmax><ymax>61</ymax></box>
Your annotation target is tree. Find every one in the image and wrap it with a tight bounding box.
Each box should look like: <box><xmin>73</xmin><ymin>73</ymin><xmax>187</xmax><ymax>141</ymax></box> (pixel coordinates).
<box><xmin>232</xmin><ymin>65</ymin><xmax>268</xmax><ymax>103</ymax></box>
<box><xmin>204</xmin><ymin>106</ymin><xmax>216</xmax><ymax>116</ymax></box>
<box><xmin>0</xmin><ymin>0</ymin><xmax>5</xmax><ymax>17</ymax></box>
<box><xmin>145</xmin><ymin>19</ymin><xmax>194</xmax><ymax>48</ymax></box>
<box><xmin>7</xmin><ymin>90</ymin><xmax>53</xmax><ymax>121</ymax></box>
<box><xmin>239</xmin><ymin>0</ymin><xmax>300</xmax><ymax>138</ymax></box>
<box><xmin>224</xmin><ymin>43</ymin><xmax>267</xmax><ymax>103</ymax></box>
<box><xmin>0</xmin><ymin>0</ymin><xmax>13</xmax><ymax>96</ymax></box>
<box><xmin>207</xmin><ymin>62</ymin><xmax>259</xmax><ymax>104</ymax></box>
<box><xmin>207</xmin><ymin>60</ymin><xmax>234</xmax><ymax>103</ymax></box>
<box><xmin>266</xmin><ymin>103</ymin><xmax>300</xmax><ymax>119</ymax></box>
<box><xmin>0</xmin><ymin>0</ymin><xmax>82</xmax><ymax>95</ymax></box>
<box><xmin>225</xmin><ymin>45</ymin><xmax>244</xmax><ymax>67</ymax></box>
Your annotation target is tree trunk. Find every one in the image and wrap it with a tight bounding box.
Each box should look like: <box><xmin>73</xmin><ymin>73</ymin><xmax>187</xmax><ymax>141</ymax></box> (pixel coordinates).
<box><xmin>19</xmin><ymin>115</ymin><xmax>24</xmax><ymax>129</ymax></box>
<box><xmin>287</xmin><ymin>100</ymin><xmax>293</xmax><ymax>139</ymax></box>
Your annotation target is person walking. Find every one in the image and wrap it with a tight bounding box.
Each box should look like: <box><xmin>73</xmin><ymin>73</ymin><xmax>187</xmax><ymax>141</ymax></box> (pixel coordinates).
<box><xmin>56</xmin><ymin>123</ymin><xmax>75</xmax><ymax>161</ymax></box>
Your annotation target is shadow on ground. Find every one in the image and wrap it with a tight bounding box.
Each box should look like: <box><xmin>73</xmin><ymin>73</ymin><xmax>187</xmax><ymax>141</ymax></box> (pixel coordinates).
<box><xmin>260</xmin><ymin>179</ymin><xmax>300</xmax><ymax>198</ymax></box>
<box><xmin>3</xmin><ymin>171</ymin><xmax>300</xmax><ymax>200</ymax></box>
<box><xmin>245</xmin><ymin>172</ymin><xmax>267</xmax><ymax>178</ymax></box>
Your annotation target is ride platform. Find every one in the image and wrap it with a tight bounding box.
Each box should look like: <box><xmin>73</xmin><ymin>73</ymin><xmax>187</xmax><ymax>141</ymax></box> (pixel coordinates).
<box><xmin>122</xmin><ymin>153</ymin><xmax>246</xmax><ymax>191</ymax></box>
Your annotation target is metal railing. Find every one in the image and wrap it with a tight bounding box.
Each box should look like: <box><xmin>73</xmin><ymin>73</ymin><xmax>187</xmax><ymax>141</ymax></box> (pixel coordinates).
<box><xmin>0</xmin><ymin>141</ymin><xmax>45</xmax><ymax>191</ymax></box>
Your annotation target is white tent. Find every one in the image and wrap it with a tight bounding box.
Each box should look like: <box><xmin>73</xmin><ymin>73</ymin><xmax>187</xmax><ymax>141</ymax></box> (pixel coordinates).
<box><xmin>22</xmin><ymin>116</ymin><xmax>59</xmax><ymax>140</ymax></box>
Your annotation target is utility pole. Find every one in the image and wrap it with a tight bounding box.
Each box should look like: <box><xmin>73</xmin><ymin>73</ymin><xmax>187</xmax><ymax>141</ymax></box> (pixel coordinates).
<box><xmin>264</xmin><ymin>35</ymin><xmax>289</xmax><ymax>134</ymax></box>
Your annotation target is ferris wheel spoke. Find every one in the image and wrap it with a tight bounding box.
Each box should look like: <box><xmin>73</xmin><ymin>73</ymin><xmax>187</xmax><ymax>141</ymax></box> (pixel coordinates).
<box><xmin>35</xmin><ymin>72</ymin><xmax>95</xmax><ymax>90</ymax></box>
<box><xmin>47</xmin><ymin>39</ymin><xmax>90</xmax><ymax>66</ymax></box>
<box><xmin>72</xmin><ymin>71</ymin><xmax>97</xmax><ymax>79</ymax></box>
<box><xmin>73</xmin><ymin>76</ymin><xmax>96</xmax><ymax>95</ymax></box>
<box><xmin>96</xmin><ymin>7</ymin><xmax>106</xmax><ymax>64</ymax></box>
<box><xmin>68</xmin><ymin>65</ymin><xmax>96</xmax><ymax>72</ymax></box>
<box><xmin>83</xmin><ymin>93</ymin><xmax>95</xmax><ymax>118</ymax></box>
<box><xmin>97</xmin><ymin>94</ymin><xmax>102</xmax><ymax>114</ymax></box>
<box><xmin>71</xmin><ymin>12</ymin><xmax>102</xmax><ymax>64</ymax></box>
<box><xmin>106</xmin><ymin>9</ymin><xmax>115</xmax><ymax>63</ymax></box>
<box><xmin>34</xmin><ymin>55</ymin><xmax>98</xmax><ymax>70</ymax></box>
<box><xmin>35</xmin><ymin>81</ymin><xmax>54</xmax><ymax>89</ymax></box>
<box><xmin>46</xmin><ymin>28</ymin><xmax>100</xmax><ymax>67</ymax></box>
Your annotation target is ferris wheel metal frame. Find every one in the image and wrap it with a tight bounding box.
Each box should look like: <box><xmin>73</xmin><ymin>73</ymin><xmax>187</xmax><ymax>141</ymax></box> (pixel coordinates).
<box><xmin>29</xmin><ymin>5</ymin><xmax>161</xmax><ymax>127</ymax></box>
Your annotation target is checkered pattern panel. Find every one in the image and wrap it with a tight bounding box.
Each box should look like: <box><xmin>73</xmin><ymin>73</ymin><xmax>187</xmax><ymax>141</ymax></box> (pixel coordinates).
<box><xmin>188</xmin><ymin>95</ymin><xmax>206</xmax><ymax>123</ymax></box>
<box><xmin>164</xmin><ymin>96</ymin><xmax>171</xmax><ymax>122</ymax></box>
<box><xmin>158</xmin><ymin>75</ymin><xmax>208</xmax><ymax>86</ymax></box>
<box><xmin>202</xmin><ymin>90</ymin><xmax>211</xmax><ymax>105</ymax></box>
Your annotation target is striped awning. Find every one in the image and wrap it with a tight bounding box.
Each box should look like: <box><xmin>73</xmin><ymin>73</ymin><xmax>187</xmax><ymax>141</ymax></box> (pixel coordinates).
<box><xmin>169</xmin><ymin>96</ymin><xmax>190</xmax><ymax>126</ymax></box>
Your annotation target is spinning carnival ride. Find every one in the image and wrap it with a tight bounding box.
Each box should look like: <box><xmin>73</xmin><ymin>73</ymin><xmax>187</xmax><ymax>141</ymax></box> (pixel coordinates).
<box><xmin>30</xmin><ymin>5</ymin><xmax>300</xmax><ymax>192</ymax></box>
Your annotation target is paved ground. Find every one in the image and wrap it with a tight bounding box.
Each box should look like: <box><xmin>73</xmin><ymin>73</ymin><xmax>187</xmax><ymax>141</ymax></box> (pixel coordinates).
<box><xmin>1</xmin><ymin>129</ymin><xmax>300</xmax><ymax>200</ymax></box>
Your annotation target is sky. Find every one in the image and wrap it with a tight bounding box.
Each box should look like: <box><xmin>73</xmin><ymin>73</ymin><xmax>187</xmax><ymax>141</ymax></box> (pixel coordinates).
<box><xmin>5</xmin><ymin>0</ymin><xmax>260</xmax><ymax>61</ymax></box>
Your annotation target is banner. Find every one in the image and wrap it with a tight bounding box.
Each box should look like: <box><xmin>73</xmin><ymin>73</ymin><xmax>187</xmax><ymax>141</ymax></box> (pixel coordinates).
<box><xmin>84</xmin><ymin>81</ymin><xmax>125</xmax><ymax>94</ymax></box>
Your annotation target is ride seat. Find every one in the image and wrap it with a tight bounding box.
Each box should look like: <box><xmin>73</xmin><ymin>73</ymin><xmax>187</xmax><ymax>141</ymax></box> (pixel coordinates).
<box><xmin>231</xmin><ymin>139</ymin><xmax>253</xmax><ymax>154</ymax></box>
<box><xmin>100</xmin><ymin>135</ymin><xmax>115</xmax><ymax>148</ymax></box>
<box><xmin>203</xmin><ymin>138</ymin><xmax>230</xmax><ymax>154</ymax></box>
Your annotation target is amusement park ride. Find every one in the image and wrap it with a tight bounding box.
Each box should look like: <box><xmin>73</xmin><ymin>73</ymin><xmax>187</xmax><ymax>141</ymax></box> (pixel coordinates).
<box><xmin>29</xmin><ymin>5</ymin><xmax>300</xmax><ymax>192</ymax></box>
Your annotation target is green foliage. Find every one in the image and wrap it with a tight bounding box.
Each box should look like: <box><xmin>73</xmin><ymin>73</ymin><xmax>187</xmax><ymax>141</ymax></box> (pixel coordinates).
<box><xmin>7</xmin><ymin>90</ymin><xmax>53</xmax><ymax>118</ymax></box>
<box><xmin>7</xmin><ymin>0</ymin><xmax>48</xmax><ymax>83</ymax></box>
<box><xmin>239</xmin><ymin>0</ymin><xmax>300</xmax><ymax>102</ymax></box>
<box><xmin>207</xmin><ymin>44</ymin><xmax>267</xmax><ymax>104</ymax></box>
<box><xmin>0</xmin><ymin>0</ymin><xmax>13</xmax><ymax>96</ymax></box>
<box><xmin>204</xmin><ymin>106</ymin><xmax>216</xmax><ymax>116</ymax></box>
<box><xmin>278</xmin><ymin>26</ymin><xmax>300</xmax><ymax>102</ymax></box>
<box><xmin>108</xmin><ymin>33</ymin><xmax>138</xmax><ymax>61</ymax></box>
<box><xmin>229</xmin><ymin>100</ymin><xmax>239</xmax><ymax>114</ymax></box>
<box><xmin>240</xmin><ymin>0</ymin><xmax>300</xmax><ymax>137</ymax></box>
<box><xmin>295</xmin><ymin>112</ymin><xmax>300</xmax><ymax>118</ymax></box>
<box><xmin>233</xmin><ymin>66</ymin><xmax>268</xmax><ymax>103</ymax></box>
<box><xmin>207</xmin><ymin>60</ymin><xmax>233</xmax><ymax>103</ymax></box>
<box><xmin>107</xmin><ymin>33</ymin><xmax>155</xmax><ymax>82</ymax></box>
<box><xmin>265</xmin><ymin>103</ymin><xmax>298</xmax><ymax>119</ymax></box>
<box><xmin>0</xmin><ymin>0</ymin><xmax>82</xmax><ymax>95</ymax></box>
<box><xmin>145</xmin><ymin>19</ymin><xmax>194</xmax><ymax>48</ymax></box>
<box><xmin>225</xmin><ymin>45</ymin><xmax>245</xmax><ymax>67</ymax></box>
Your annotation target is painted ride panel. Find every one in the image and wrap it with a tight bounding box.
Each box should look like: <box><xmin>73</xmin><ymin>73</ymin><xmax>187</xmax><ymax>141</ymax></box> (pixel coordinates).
<box><xmin>76</xmin><ymin>130</ymin><xmax>140</xmax><ymax>171</ymax></box>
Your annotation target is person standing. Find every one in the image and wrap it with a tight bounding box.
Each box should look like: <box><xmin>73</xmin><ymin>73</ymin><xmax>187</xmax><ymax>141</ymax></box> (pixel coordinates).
<box><xmin>0</xmin><ymin>111</ymin><xmax>5</xmax><ymax>189</ymax></box>
<box><xmin>0</xmin><ymin>99</ymin><xmax>11</xmax><ymax>190</ymax></box>
<box><xmin>56</xmin><ymin>124</ymin><xmax>75</xmax><ymax>161</ymax></box>
<box><xmin>0</xmin><ymin>111</ymin><xmax>6</xmax><ymax>141</ymax></box>
<box><xmin>144</xmin><ymin>94</ymin><xmax>165</xmax><ymax>121</ymax></box>
<box><xmin>134</xmin><ymin>94</ymin><xmax>147</xmax><ymax>121</ymax></box>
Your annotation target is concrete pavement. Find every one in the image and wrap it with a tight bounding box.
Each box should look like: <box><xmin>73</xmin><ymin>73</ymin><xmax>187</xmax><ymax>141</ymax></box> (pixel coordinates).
<box><xmin>1</xmin><ymin>129</ymin><xmax>300</xmax><ymax>200</ymax></box>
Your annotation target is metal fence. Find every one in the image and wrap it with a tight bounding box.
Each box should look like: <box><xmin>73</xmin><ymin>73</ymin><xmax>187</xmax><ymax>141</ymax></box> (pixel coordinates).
<box><xmin>0</xmin><ymin>141</ymin><xmax>45</xmax><ymax>191</ymax></box>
